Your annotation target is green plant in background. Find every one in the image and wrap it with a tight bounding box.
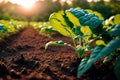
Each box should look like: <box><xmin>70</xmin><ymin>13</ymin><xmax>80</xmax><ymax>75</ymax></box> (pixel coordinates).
<box><xmin>40</xmin><ymin>22</ymin><xmax>57</xmax><ymax>34</ymax></box>
<box><xmin>39</xmin><ymin>22</ymin><xmax>58</xmax><ymax>38</ymax></box>
<box><xmin>31</xmin><ymin>22</ymin><xmax>58</xmax><ymax>38</ymax></box>
<box><xmin>0</xmin><ymin>20</ymin><xmax>28</xmax><ymax>40</ymax></box>
<box><xmin>45</xmin><ymin>8</ymin><xmax>120</xmax><ymax>79</ymax></box>
<box><xmin>30</xmin><ymin>22</ymin><xmax>43</xmax><ymax>30</ymax></box>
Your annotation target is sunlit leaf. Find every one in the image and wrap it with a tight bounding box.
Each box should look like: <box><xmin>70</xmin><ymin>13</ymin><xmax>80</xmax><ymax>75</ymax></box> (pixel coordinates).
<box><xmin>114</xmin><ymin>14</ymin><xmax>120</xmax><ymax>24</ymax></box>
<box><xmin>86</xmin><ymin>9</ymin><xmax>104</xmax><ymax>20</ymax></box>
<box><xmin>80</xmin><ymin>26</ymin><xmax>92</xmax><ymax>34</ymax></box>
<box><xmin>105</xmin><ymin>16</ymin><xmax>114</xmax><ymax>25</ymax></box>
<box><xmin>96</xmin><ymin>40</ymin><xmax>106</xmax><ymax>46</ymax></box>
<box><xmin>66</xmin><ymin>11</ymin><xmax>80</xmax><ymax>28</ymax></box>
<box><xmin>45</xmin><ymin>40</ymin><xmax>71</xmax><ymax>50</ymax></box>
<box><xmin>80</xmin><ymin>26</ymin><xmax>92</xmax><ymax>42</ymax></box>
<box><xmin>49</xmin><ymin>11</ymin><xmax>75</xmax><ymax>38</ymax></box>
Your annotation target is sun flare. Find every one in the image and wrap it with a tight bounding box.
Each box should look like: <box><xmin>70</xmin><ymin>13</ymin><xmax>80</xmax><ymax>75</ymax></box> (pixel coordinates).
<box><xmin>10</xmin><ymin>0</ymin><xmax>38</xmax><ymax>9</ymax></box>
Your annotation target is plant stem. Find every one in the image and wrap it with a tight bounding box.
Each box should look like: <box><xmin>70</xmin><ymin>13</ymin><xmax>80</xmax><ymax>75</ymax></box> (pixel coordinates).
<box><xmin>72</xmin><ymin>38</ymin><xmax>77</xmax><ymax>48</ymax></box>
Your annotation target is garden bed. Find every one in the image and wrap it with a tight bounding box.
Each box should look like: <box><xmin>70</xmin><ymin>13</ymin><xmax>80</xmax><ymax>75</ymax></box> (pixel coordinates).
<box><xmin>0</xmin><ymin>27</ymin><xmax>117</xmax><ymax>80</ymax></box>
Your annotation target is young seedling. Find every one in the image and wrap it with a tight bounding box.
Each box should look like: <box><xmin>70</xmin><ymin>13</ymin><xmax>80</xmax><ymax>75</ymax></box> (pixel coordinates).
<box><xmin>45</xmin><ymin>8</ymin><xmax>120</xmax><ymax>79</ymax></box>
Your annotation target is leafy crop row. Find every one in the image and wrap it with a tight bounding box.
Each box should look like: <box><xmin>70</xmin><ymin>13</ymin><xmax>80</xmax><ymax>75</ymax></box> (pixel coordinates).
<box><xmin>31</xmin><ymin>22</ymin><xmax>57</xmax><ymax>38</ymax></box>
<box><xmin>0</xmin><ymin>20</ymin><xmax>28</xmax><ymax>40</ymax></box>
<box><xmin>45</xmin><ymin>8</ymin><xmax>120</xmax><ymax>79</ymax></box>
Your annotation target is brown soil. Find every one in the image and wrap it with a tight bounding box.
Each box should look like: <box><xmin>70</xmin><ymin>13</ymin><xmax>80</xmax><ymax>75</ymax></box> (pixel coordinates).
<box><xmin>0</xmin><ymin>27</ymin><xmax>117</xmax><ymax>80</ymax></box>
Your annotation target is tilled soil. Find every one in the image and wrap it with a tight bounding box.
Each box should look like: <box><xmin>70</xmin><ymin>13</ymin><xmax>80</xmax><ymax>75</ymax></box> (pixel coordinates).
<box><xmin>0</xmin><ymin>27</ymin><xmax>117</xmax><ymax>80</ymax></box>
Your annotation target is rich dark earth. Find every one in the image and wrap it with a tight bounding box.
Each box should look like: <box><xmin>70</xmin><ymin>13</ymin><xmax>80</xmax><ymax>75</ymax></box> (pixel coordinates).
<box><xmin>0</xmin><ymin>27</ymin><xmax>117</xmax><ymax>80</ymax></box>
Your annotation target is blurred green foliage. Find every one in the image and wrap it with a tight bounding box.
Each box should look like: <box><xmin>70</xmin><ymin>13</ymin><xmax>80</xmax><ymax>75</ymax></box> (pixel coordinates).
<box><xmin>0</xmin><ymin>0</ymin><xmax>120</xmax><ymax>21</ymax></box>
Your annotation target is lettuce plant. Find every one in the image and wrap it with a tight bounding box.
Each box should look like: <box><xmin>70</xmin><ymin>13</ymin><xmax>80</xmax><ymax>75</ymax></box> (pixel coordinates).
<box><xmin>45</xmin><ymin>8</ymin><xmax>120</xmax><ymax>79</ymax></box>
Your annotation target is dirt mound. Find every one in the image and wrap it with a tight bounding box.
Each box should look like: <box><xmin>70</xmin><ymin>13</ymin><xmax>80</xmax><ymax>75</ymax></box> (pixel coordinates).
<box><xmin>0</xmin><ymin>27</ymin><xmax>117</xmax><ymax>80</ymax></box>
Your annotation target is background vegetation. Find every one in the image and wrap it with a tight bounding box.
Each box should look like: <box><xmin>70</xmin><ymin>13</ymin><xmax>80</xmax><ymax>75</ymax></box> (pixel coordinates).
<box><xmin>0</xmin><ymin>0</ymin><xmax>120</xmax><ymax>21</ymax></box>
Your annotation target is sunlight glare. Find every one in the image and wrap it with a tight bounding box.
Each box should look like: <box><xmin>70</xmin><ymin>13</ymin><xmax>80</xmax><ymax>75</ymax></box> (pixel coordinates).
<box><xmin>61</xmin><ymin>0</ymin><xmax>72</xmax><ymax>4</ymax></box>
<box><xmin>87</xmin><ymin>0</ymin><xmax>110</xmax><ymax>2</ymax></box>
<box><xmin>61</xmin><ymin>0</ymin><xmax>66</xmax><ymax>2</ymax></box>
<box><xmin>10</xmin><ymin>0</ymin><xmax>38</xmax><ymax>9</ymax></box>
<box><xmin>87</xmin><ymin>0</ymin><xmax>100</xmax><ymax>2</ymax></box>
<box><xmin>104</xmin><ymin>0</ymin><xmax>110</xmax><ymax>2</ymax></box>
<box><xmin>87</xmin><ymin>0</ymin><xmax>92</xmax><ymax>2</ymax></box>
<box><xmin>0</xmin><ymin>0</ymin><xmax>2</xmax><ymax>2</ymax></box>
